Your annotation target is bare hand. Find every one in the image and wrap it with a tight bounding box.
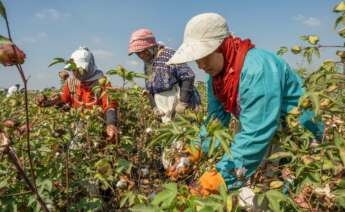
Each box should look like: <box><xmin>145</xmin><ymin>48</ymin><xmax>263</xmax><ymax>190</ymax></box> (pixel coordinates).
<box><xmin>35</xmin><ymin>95</ymin><xmax>48</xmax><ymax>107</ymax></box>
<box><xmin>106</xmin><ymin>124</ymin><xmax>118</xmax><ymax>144</ymax></box>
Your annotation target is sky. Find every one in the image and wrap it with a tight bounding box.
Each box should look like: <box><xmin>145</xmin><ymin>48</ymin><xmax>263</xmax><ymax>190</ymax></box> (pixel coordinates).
<box><xmin>0</xmin><ymin>0</ymin><xmax>343</xmax><ymax>90</ymax></box>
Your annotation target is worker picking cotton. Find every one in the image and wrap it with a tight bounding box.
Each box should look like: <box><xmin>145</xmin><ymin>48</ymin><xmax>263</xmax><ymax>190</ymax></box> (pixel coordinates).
<box><xmin>36</xmin><ymin>47</ymin><xmax>119</xmax><ymax>144</ymax></box>
<box><xmin>128</xmin><ymin>29</ymin><xmax>201</xmax><ymax>123</ymax></box>
<box><xmin>6</xmin><ymin>84</ymin><xmax>20</xmax><ymax>97</ymax></box>
<box><xmin>168</xmin><ymin>13</ymin><xmax>324</xmax><ymax>196</ymax></box>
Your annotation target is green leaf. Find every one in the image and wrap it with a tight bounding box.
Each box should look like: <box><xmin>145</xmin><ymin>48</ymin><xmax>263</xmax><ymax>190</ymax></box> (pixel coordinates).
<box><xmin>303</xmin><ymin>47</ymin><xmax>314</xmax><ymax>64</ymax></box>
<box><xmin>120</xmin><ymin>195</ymin><xmax>129</xmax><ymax>208</ymax></box>
<box><xmin>313</xmin><ymin>47</ymin><xmax>320</xmax><ymax>58</ymax></box>
<box><xmin>323</xmin><ymin>159</ymin><xmax>335</xmax><ymax>170</ymax></box>
<box><xmin>338</xmin><ymin>27</ymin><xmax>345</xmax><ymax>38</ymax></box>
<box><xmin>334</xmin><ymin>132</ymin><xmax>345</xmax><ymax>166</ymax></box>
<box><xmin>308</xmin><ymin>92</ymin><xmax>320</xmax><ymax>116</ymax></box>
<box><xmin>337</xmin><ymin>179</ymin><xmax>345</xmax><ymax>189</ymax></box>
<box><xmin>214</xmin><ymin>130</ymin><xmax>231</xmax><ymax>156</ymax></box>
<box><xmin>129</xmin><ymin>192</ymin><xmax>136</xmax><ymax>206</ymax></box>
<box><xmin>0</xmin><ymin>35</ymin><xmax>11</xmax><ymax>45</ymax></box>
<box><xmin>334</xmin><ymin>14</ymin><xmax>345</xmax><ymax>29</ymax></box>
<box><xmin>334</xmin><ymin>2</ymin><xmax>345</xmax><ymax>13</ymax></box>
<box><xmin>106</xmin><ymin>68</ymin><xmax>120</xmax><ymax>75</ymax></box>
<box><xmin>268</xmin><ymin>151</ymin><xmax>293</xmax><ymax>161</ymax></box>
<box><xmin>256</xmin><ymin>193</ymin><xmax>266</xmax><ymax>208</ymax></box>
<box><xmin>193</xmin><ymin>199</ymin><xmax>224</xmax><ymax>212</ymax></box>
<box><xmin>321</xmin><ymin>60</ymin><xmax>336</xmax><ymax>72</ymax></box>
<box><xmin>116</xmin><ymin>159</ymin><xmax>133</xmax><ymax>174</ymax></box>
<box><xmin>219</xmin><ymin>184</ymin><xmax>228</xmax><ymax>203</ymax></box>
<box><xmin>38</xmin><ymin>179</ymin><xmax>53</xmax><ymax>192</ymax></box>
<box><xmin>120</xmin><ymin>192</ymin><xmax>131</xmax><ymax>208</ymax></box>
<box><xmin>299</xmin><ymin>35</ymin><xmax>309</xmax><ymax>41</ymax></box>
<box><xmin>199</xmin><ymin>206</ymin><xmax>219</xmax><ymax>212</ymax></box>
<box><xmin>151</xmin><ymin>183</ymin><xmax>177</xmax><ymax>209</ymax></box>
<box><xmin>91</xmin><ymin>85</ymin><xmax>101</xmax><ymax>98</ymax></box>
<box><xmin>48</xmin><ymin>57</ymin><xmax>66</xmax><ymax>68</ymax></box>
<box><xmin>0</xmin><ymin>0</ymin><xmax>6</xmax><ymax>18</ymax></box>
<box><xmin>277</xmin><ymin>47</ymin><xmax>288</xmax><ymax>56</ymax></box>
<box><xmin>265</xmin><ymin>190</ymin><xmax>289</xmax><ymax>212</ymax></box>
<box><xmin>334</xmin><ymin>189</ymin><xmax>345</xmax><ymax>209</ymax></box>
<box><xmin>131</xmin><ymin>205</ymin><xmax>162</xmax><ymax>212</ymax></box>
<box><xmin>133</xmin><ymin>72</ymin><xmax>148</xmax><ymax>79</ymax></box>
<box><xmin>95</xmin><ymin>159</ymin><xmax>112</xmax><ymax>177</ymax></box>
<box><xmin>208</xmin><ymin>136</ymin><xmax>217</xmax><ymax>157</ymax></box>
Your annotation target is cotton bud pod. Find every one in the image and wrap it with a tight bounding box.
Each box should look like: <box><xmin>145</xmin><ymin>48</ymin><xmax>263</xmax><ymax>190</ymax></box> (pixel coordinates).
<box><xmin>0</xmin><ymin>44</ymin><xmax>26</xmax><ymax>66</ymax></box>
<box><xmin>334</xmin><ymin>2</ymin><xmax>345</xmax><ymax>12</ymax></box>
<box><xmin>291</xmin><ymin>45</ymin><xmax>302</xmax><ymax>54</ymax></box>
<box><xmin>3</xmin><ymin>119</ymin><xmax>17</xmax><ymax>128</ymax></box>
<box><xmin>269</xmin><ymin>180</ymin><xmax>284</xmax><ymax>189</ymax></box>
<box><xmin>300</xmin><ymin>98</ymin><xmax>312</xmax><ymax>109</ymax></box>
<box><xmin>98</xmin><ymin>76</ymin><xmax>108</xmax><ymax>86</ymax></box>
<box><xmin>320</xmin><ymin>98</ymin><xmax>331</xmax><ymax>109</ymax></box>
<box><xmin>307</xmin><ymin>35</ymin><xmax>319</xmax><ymax>45</ymax></box>
<box><xmin>326</xmin><ymin>84</ymin><xmax>337</xmax><ymax>92</ymax></box>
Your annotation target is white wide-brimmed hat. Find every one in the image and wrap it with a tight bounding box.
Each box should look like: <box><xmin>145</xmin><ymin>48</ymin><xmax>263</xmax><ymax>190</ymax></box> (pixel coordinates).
<box><xmin>69</xmin><ymin>47</ymin><xmax>93</xmax><ymax>70</ymax></box>
<box><xmin>167</xmin><ymin>13</ymin><xmax>229</xmax><ymax>65</ymax></box>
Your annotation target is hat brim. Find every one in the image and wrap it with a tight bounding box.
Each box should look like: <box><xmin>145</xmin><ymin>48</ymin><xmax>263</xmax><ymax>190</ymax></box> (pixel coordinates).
<box><xmin>128</xmin><ymin>43</ymin><xmax>157</xmax><ymax>56</ymax></box>
<box><xmin>64</xmin><ymin>63</ymin><xmax>71</xmax><ymax>70</ymax></box>
<box><xmin>167</xmin><ymin>39</ymin><xmax>223</xmax><ymax>65</ymax></box>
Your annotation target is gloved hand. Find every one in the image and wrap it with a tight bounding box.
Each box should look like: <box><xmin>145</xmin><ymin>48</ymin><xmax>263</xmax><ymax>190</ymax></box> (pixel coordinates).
<box><xmin>190</xmin><ymin>170</ymin><xmax>226</xmax><ymax>197</ymax></box>
<box><xmin>164</xmin><ymin>145</ymin><xmax>201</xmax><ymax>180</ymax></box>
<box><xmin>185</xmin><ymin>146</ymin><xmax>202</xmax><ymax>163</ymax></box>
<box><xmin>165</xmin><ymin>157</ymin><xmax>191</xmax><ymax>181</ymax></box>
<box><xmin>175</xmin><ymin>101</ymin><xmax>188</xmax><ymax>114</ymax></box>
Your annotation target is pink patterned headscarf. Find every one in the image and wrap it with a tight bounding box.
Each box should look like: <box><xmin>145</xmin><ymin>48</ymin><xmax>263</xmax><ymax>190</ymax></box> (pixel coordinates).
<box><xmin>128</xmin><ymin>28</ymin><xmax>157</xmax><ymax>55</ymax></box>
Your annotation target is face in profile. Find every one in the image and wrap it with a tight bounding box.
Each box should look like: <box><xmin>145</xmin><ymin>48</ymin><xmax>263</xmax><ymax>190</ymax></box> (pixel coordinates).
<box><xmin>196</xmin><ymin>50</ymin><xmax>225</xmax><ymax>77</ymax></box>
<box><xmin>72</xmin><ymin>67</ymin><xmax>86</xmax><ymax>80</ymax></box>
<box><xmin>136</xmin><ymin>49</ymin><xmax>154</xmax><ymax>63</ymax></box>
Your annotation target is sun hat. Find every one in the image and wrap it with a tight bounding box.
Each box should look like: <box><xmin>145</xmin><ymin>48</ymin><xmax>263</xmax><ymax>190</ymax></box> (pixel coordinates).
<box><xmin>68</xmin><ymin>47</ymin><xmax>93</xmax><ymax>70</ymax></box>
<box><xmin>167</xmin><ymin>13</ymin><xmax>229</xmax><ymax>65</ymax></box>
<box><xmin>128</xmin><ymin>28</ymin><xmax>157</xmax><ymax>55</ymax></box>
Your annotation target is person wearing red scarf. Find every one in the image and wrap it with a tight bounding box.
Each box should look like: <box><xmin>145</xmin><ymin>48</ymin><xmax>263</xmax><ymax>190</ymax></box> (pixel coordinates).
<box><xmin>36</xmin><ymin>47</ymin><xmax>119</xmax><ymax>144</ymax></box>
<box><xmin>167</xmin><ymin>13</ymin><xmax>324</xmax><ymax>198</ymax></box>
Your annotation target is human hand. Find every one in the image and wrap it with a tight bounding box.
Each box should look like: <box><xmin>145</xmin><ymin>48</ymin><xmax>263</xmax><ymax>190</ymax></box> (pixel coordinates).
<box><xmin>106</xmin><ymin>124</ymin><xmax>118</xmax><ymax>144</ymax></box>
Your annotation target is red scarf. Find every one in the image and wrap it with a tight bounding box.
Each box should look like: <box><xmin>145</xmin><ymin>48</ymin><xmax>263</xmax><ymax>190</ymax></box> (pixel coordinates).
<box><xmin>212</xmin><ymin>36</ymin><xmax>255</xmax><ymax>114</ymax></box>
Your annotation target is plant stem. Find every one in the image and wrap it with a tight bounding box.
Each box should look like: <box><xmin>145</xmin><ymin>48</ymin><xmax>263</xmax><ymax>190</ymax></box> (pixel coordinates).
<box><xmin>5</xmin><ymin>8</ymin><xmax>36</xmax><ymax>189</ymax></box>
<box><xmin>4</xmin><ymin>12</ymin><xmax>12</xmax><ymax>41</ymax></box>
<box><xmin>65</xmin><ymin>148</ymin><xmax>69</xmax><ymax>191</ymax></box>
<box><xmin>317</xmin><ymin>45</ymin><xmax>345</xmax><ymax>48</ymax></box>
<box><xmin>3</xmin><ymin>9</ymin><xmax>48</xmax><ymax>212</ymax></box>
<box><xmin>16</xmin><ymin>64</ymin><xmax>36</xmax><ymax>187</ymax></box>
<box><xmin>5</xmin><ymin>145</ymin><xmax>50</xmax><ymax>212</ymax></box>
<box><xmin>319</xmin><ymin>127</ymin><xmax>328</xmax><ymax>184</ymax></box>
<box><xmin>2</xmin><ymin>191</ymin><xmax>32</xmax><ymax>197</ymax></box>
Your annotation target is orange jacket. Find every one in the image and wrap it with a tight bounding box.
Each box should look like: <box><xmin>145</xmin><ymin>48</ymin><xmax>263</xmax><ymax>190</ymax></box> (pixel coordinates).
<box><xmin>60</xmin><ymin>78</ymin><xmax>117</xmax><ymax>112</ymax></box>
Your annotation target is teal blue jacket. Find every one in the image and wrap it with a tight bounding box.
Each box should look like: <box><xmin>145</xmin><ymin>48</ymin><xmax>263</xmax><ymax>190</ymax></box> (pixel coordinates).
<box><xmin>200</xmin><ymin>48</ymin><xmax>324</xmax><ymax>189</ymax></box>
